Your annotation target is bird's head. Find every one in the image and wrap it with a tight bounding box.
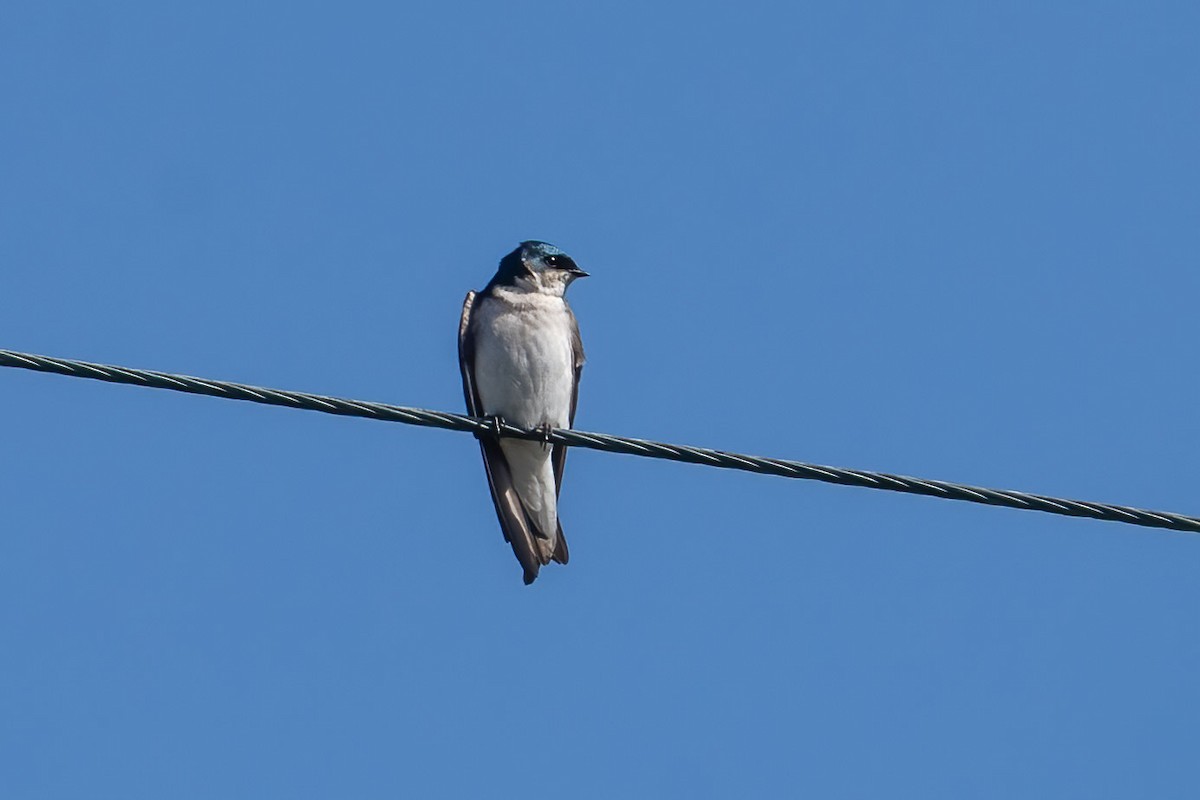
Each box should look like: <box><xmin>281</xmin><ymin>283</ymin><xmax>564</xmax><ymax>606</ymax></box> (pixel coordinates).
<box><xmin>493</xmin><ymin>241</ymin><xmax>589</xmax><ymax>297</ymax></box>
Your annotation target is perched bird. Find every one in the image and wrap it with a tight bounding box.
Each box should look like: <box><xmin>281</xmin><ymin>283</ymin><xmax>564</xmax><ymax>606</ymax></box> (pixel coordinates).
<box><xmin>458</xmin><ymin>241</ymin><xmax>588</xmax><ymax>584</ymax></box>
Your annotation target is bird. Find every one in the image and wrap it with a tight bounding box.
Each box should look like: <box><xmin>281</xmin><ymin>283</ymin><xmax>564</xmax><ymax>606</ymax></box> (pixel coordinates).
<box><xmin>458</xmin><ymin>241</ymin><xmax>589</xmax><ymax>584</ymax></box>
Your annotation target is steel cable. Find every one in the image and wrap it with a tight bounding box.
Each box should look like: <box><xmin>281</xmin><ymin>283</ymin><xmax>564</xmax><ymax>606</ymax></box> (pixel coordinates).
<box><xmin>2</xmin><ymin>348</ymin><xmax>1196</xmax><ymax>534</ymax></box>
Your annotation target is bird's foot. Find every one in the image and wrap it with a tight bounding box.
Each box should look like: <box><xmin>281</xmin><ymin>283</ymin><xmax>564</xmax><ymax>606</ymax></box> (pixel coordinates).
<box><xmin>535</xmin><ymin>423</ymin><xmax>554</xmax><ymax>451</ymax></box>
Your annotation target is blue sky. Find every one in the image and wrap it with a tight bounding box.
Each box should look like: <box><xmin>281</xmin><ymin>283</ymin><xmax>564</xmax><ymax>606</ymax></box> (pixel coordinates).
<box><xmin>2</xmin><ymin>2</ymin><xmax>1198</xmax><ymax>797</ymax></box>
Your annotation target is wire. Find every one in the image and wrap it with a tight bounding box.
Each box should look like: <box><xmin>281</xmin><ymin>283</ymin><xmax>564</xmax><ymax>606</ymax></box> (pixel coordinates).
<box><xmin>2</xmin><ymin>347</ymin><xmax>1197</xmax><ymax>534</ymax></box>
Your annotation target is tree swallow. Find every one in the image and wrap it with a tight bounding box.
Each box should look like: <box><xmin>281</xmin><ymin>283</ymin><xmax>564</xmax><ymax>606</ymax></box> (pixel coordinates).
<box><xmin>458</xmin><ymin>241</ymin><xmax>589</xmax><ymax>584</ymax></box>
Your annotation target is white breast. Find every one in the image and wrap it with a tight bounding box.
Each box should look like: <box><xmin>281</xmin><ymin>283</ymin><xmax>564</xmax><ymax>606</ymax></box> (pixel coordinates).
<box><xmin>472</xmin><ymin>290</ymin><xmax>575</xmax><ymax>430</ymax></box>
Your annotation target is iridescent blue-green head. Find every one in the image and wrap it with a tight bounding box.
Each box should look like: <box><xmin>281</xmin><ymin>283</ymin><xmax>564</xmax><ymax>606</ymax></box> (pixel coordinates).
<box><xmin>488</xmin><ymin>240</ymin><xmax>589</xmax><ymax>296</ymax></box>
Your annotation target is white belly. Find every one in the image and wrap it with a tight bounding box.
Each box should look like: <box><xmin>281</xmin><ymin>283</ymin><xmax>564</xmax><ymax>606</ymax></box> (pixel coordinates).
<box><xmin>473</xmin><ymin>295</ymin><xmax>575</xmax><ymax>430</ymax></box>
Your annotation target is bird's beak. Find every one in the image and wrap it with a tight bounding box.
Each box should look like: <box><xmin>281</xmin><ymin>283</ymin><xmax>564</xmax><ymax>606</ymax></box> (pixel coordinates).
<box><xmin>568</xmin><ymin>267</ymin><xmax>589</xmax><ymax>279</ymax></box>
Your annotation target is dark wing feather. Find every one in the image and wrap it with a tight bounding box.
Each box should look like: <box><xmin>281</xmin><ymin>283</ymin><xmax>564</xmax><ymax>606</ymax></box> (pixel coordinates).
<box><xmin>459</xmin><ymin>290</ymin><xmax>549</xmax><ymax>585</ymax></box>
<box><xmin>548</xmin><ymin>305</ymin><xmax>585</xmax><ymax>565</ymax></box>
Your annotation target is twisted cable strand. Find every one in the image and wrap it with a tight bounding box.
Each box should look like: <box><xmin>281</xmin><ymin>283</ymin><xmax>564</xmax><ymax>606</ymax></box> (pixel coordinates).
<box><xmin>2</xmin><ymin>348</ymin><xmax>1197</xmax><ymax>534</ymax></box>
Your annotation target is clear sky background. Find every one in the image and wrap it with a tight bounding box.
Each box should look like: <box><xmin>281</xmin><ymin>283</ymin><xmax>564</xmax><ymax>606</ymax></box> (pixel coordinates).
<box><xmin>2</xmin><ymin>2</ymin><xmax>1198</xmax><ymax>797</ymax></box>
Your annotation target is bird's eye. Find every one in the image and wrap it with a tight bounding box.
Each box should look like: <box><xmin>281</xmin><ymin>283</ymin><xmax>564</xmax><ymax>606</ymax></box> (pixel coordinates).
<box><xmin>544</xmin><ymin>255</ymin><xmax>560</xmax><ymax>267</ymax></box>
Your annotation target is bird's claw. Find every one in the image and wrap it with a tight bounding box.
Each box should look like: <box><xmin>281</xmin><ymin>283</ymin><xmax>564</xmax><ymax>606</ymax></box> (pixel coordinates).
<box><xmin>536</xmin><ymin>423</ymin><xmax>553</xmax><ymax>451</ymax></box>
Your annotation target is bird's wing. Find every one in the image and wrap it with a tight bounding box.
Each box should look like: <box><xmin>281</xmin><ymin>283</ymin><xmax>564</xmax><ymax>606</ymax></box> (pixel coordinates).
<box><xmin>459</xmin><ymin>290</ymin><xmax>550</xmax><ymax>585</ymax></box>
<box><xmin>548</xmin><ymin>306</ymin><xmax>585</xmax><ymax>565</ymax></box>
